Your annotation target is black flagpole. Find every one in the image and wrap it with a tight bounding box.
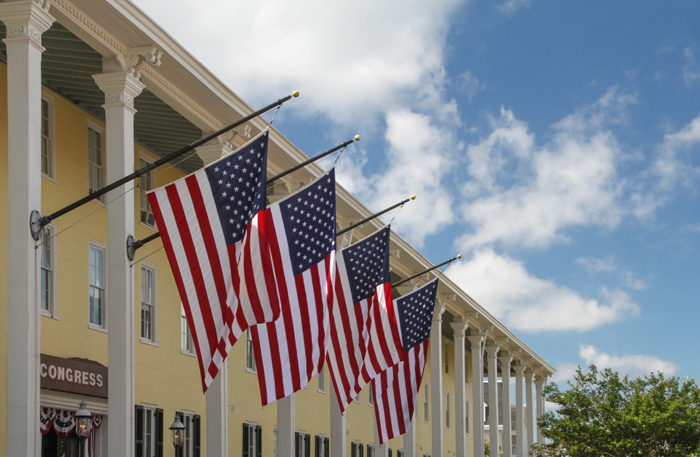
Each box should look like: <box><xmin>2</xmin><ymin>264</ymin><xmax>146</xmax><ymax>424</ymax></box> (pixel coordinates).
<box><xmin>126</xmin><ymin>134</ymin><xmax>361</xmax><ymax>259</ymax></box>
<box><xmin>391</xmin><ymin>255</ymin><xmax>462</xmax><ymax>289</ymax></box>
<box><xmin>336</xmin><ymin>196</ymin><xmax>416</xmax><ymax>237</ymax></box>
<box><xmin>30</xmin><ymin>91</ymin><xmax>300</xmax><ymax>241</ymax></box>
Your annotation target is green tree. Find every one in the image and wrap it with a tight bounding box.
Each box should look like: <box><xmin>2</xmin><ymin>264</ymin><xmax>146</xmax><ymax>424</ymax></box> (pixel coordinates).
<box><xmin>534</xmin><ymin>365</ymin><xmax>700</xmax><ymax>457</ymax></box>
<box><xmin>485</xmin><ymin>439</ymin><xmax>504</xmax><ymax>457</ymax></box>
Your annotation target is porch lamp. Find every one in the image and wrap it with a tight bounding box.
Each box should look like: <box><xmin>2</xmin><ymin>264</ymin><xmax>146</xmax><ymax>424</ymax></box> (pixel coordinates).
<box><xmin>169</xmin><ymin>414</ymin><xmax>186</xmax><ymax>448</ymax></box>
<box><xmin>74</xmin><ymin>401</ymin><xmax>93</xmax><ymax>438</ymax></box>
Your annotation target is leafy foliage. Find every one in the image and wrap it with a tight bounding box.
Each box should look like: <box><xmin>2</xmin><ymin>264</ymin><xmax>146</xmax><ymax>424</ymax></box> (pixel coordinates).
<box><xmin>535</xmin><ymin>365</ymin><xmax>700</xmax><ymax>457</ymax></box>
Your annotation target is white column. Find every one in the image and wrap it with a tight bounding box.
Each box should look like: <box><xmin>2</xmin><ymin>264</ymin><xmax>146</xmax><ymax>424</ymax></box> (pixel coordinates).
<box><xmin>196</xmin><ymin>141</ymin><xmax>233</xmax><ymax>457</ymax></box>
<box><xmin>512</xmin><ymin>365</ymin><xmax>526</xmax><ymax>457</ymax></box>
<box><xmin>330</xmin><ymin>392</ymin><xmax>346</xmax><ymax>457</ymax></box>
<box><xmin>430</xmin><ymin>305</ymin><xmax>446</xmax><ymax>457</ymax></box>
<box><xmin>467</xmin><ymin>334</ymin><xmax>484</xmax><ymax>457</ymax></box>
<box><xmin>403</xmin><ymin>419</ymin><xmax>416</xmax><ymax>457</ymax></box>
<box><xmin>93</xmin><ymin>69</ymin><xmax>145</xmax><ymax>457</ymax></box>
<box><xmin>535</xmin><ymin>376</ymin><xmax>546</xmax><ymax>446</ymax></box>
<box><xmin>0</xmin><ymin>2</ymin><xmax>54</xmax><ymax>456</ymax></box>
<box><xmin>498</xmin><ymin>354</ymin><xmax>513</xmax><ymax>457</ymax></box>
<box><xmin>485</xmin><ymin>344</ymin><xmax>500</xmax><ymax>456</ymax></box>
<box><xmin>278</xmin><ymin>394</ymin><xmax>295</xmax><ymax>457</ymax></box>
<box><xmin>450</xmin><ymin>320</ymin><xmax>468</xmax><ymax>457</ymax></box>
<box><xmin>374</xmin><ymin>417</ymin><xmax>388</xmax><ymax>457</ymax></box>
<box><xmin>524</xmin><ymin>371</ymin><xmax>535</xmax><ymax>453</ymax></box>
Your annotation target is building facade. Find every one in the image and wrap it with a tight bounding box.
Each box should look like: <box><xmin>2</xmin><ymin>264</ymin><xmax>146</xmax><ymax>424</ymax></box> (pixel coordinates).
<box><xmin>0</xmin><ymin>1</ymin><xmax>554</xmax><ymax>456</ymax></box>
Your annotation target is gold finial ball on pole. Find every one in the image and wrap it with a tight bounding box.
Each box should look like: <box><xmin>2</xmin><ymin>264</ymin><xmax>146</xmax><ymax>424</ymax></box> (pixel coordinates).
<box><xmin>292</xmin><ymin>90</ymin><xmax>300</xmax><ymax>98</ymax></box>
<box><xmin>354</xmin><ymin>134</ymin><xmax>361</xmax><ymax>142</ymax></box>
<box><xmin>410</xmin><ymin>195</ymin><xmax>416</xmax><ymax>200</ymax></box>
<box><xmin>457</xmin><ymin>254</ymin><xmax>462</xmax><ymax>259</ymax></box>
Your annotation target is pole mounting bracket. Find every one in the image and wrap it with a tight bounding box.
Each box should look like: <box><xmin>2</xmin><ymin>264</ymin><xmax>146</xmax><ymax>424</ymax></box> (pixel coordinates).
<box><xmin>30</xmin><ymin>210</ymin><xmax>43</xmax><ymax>241</ymax></box>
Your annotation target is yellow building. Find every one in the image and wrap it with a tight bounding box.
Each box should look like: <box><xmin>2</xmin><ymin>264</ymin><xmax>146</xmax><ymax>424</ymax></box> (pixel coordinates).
<box><xmin>0</xmin><ymin>1</ymin><xmax>554</xmax><ymax>457</ymax></box>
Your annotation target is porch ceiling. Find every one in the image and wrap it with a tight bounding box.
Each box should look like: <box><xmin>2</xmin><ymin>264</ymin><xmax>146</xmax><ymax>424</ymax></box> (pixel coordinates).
<box><xmin>0</xmin><ymin>22</ymin><xmax>203</xmax><ymax>174</ymax></box>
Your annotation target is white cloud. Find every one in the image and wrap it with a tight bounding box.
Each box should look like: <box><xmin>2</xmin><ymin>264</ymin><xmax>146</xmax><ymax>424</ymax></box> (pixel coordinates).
<box><xmin>550</xmin><ymin>363</ymin><xmax>578</xmax><ymax>384</ymax></box>
<box><xmin>576</xmin><ymin>256</ymin><xmax>616</xmax><ymax>273</ymax></box>
<box><xmin>579</xmin><ymin>344</ymin><xmax>678</xmax><ymax>377</ymax></box>
<box><xmin>458</xmin><ymin>70</ymin><xmax>485</xmax><ymax>101</ymax></box>
<box><xmin>497</xmin><ymin>0</ymin><xmax>531</xmax><ymax>16</ymax></box>
<box><xmin>683</xmin><ymin>46</ymin><xmax>700</xmax><ymax>87</ymax></box>
<box><xmin>457</xmin><ymin>88</ymin><xmax>634</xmax><ymax>251</ymax></box>
<box><xmin>651</xmin><ymin>114</ymin><xmax>700</xmax><ymax>193</ymax></box>
<box><xmin>337</xmin><ymin>109</ymin><xmax>458</xmax><ymax>246</ymax></box>
<box><xmin>134</xmin><ymin>0</ymin><xmax>466</xmax><ymax>126</ymax></box>
<box><xmin>445</xmin><ymin>250</ymin><xmax>640</xmax><ymax>332</ymax></box>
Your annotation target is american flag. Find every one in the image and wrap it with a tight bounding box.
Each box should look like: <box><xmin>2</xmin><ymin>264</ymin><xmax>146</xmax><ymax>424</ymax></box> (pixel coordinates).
<box><xmin>148</xmin><ymin>131</ymin><xmax>278</xmax><ymax>391</ymax></box>
<box><xmin>248</xmin><ymin>169</ymin><xmax>337</xmax><ymax>405</ymax></box>
<box><xmin>372</xmin><ymin>279</ymin><xmax>439</xmax><ymax>444</ymax></box>
<box><xmin>327</xmin><ymin>226</ymin><xmax>406</xmax><ymax>412</ymax></box>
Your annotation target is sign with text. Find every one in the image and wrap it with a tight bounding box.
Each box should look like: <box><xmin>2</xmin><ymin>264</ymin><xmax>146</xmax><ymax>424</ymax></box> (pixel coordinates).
<box><xmin>40</xmin><ymin>354</ymin><xmax>108</xmax><ymax>398</ymax></box>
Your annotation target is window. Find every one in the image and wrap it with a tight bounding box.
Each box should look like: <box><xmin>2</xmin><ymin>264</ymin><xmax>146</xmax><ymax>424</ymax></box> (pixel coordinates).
<box><xmin>369</xmin><ymin>384</ymin><xmax>374</xmax><ymax>407</ymax></box>
<box><xmin>243</xmin><ymin>422</ymin><xmax>261</xmax><ymax>457</ymax></box>
<box><xmin>139</xmin><ymin>157</ymin><xmax>156</xmax><ymax>227</ymax></box>
<box><xmin>367</xmin><ymin>444</ymin><xmax>375</xmax><ymax>457</ymax></box>
<box><xmin>398</xmin><ymin>451</ymin><xmax>405</xmax><ymax>457</ymax></box>
<box><xmin>318</xmin><ymin>366</ymin><xmax>326</xmax><ymax>393</ymax></box>
<box><xmin>41</xmin><ymin>94</ymin><xmax>55</xmax><ymax>179</ymax></box>
<box><xmin>40</xmin><ymin>225</ymin><xmax>57</xmax><ymax>316</ymax></box>
<box><xmin>315</xmin><ymin>435</ymin><xmax>329</xmax><ymax>457</ymax></box>
<box><xmin>135</xmin><ymin>405</ymin><xmax>163</xmax><ymax>457</ymax></box>
<box><xmin>351</xmin><ymin>442</ymin><xmax>364</xmax><ymax>457</ymax></box>
<box><xmin>140</xmin><ymin>264</ymin><xmax>157</xmax><ymax>343</ymax></box>
<box><xmin>178</xmin><ymin>411</ymin><xmax>200</xmax><ymax>457</ymax></box>
<box><xmin>445</xmin><ymin>342</ymin><xmax>449</xmax><ymax>374</ymax></box>
<box><xmin>424</xmin><ymin>384</ymin><xmax>429</xmax><ymax>422</ymax></box>
<box><xmin>181</xmin><ymin>305</ymin><xmax>195</xmax><ymax>355</ymax></box>
<box><xmin>87</xmin><ymin>126</ymin><xmax>105</xmax><ymax>202</ymax></box>
<box><xmin>466</xmin><ymin>400</ymin><xmax>470</xmax><ymax>434</ymax></box>
<box><xmin>446</xmin><ymin>392</ymin><xmax>451</xmax><ymax>429</ymax></box>
<box><xmin>246</xmin><ymin>330</ymin><xmax>256</xmax><ymax>372</ymax></box>
<box><xmin>295</xmin><ymin>431</ymin><xmax>310</xmax><ymax>457</ymax></box>
<box><xmin>89</xmin><ymin>242</ymin><xmax>106</xmax><ymax>329</ymax></box>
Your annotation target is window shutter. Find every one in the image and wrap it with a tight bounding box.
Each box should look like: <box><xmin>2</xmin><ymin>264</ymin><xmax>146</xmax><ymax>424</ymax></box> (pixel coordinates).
<box><xmin>193</xmin><ymin>414</ymin><xmax>201</xmax><ymax>457</ymax></box>
<box><xmin>389</xmin><ymin>449</ymin><xmax>393</xmax><ymax>457</ymax></box>
<box><xmin>324</xmin><ymin>437</ymin><xmax>329</xmax><ymax>457</ymax></box>
<box><xmin>295</xmin><ymin>432</ymin><xmax>301</xmax><ymax>457</ymax></box>
<box><xmin>256</xmin><ymin>425</ymin><xmax>263</xmax><ymax>457</ymax></box>
<box><xmin>156</xmin><ymin>408</ymin><xmax>164</xmax><ymax>457</ymax></box>
<box><xmin>135</xmin><ymin>405</ymin><xmax>144</xmax><ymax>457</ymax></box>
<box><xmin>315</xmin><ymin>436</ymin><xmax>320</xmax><ymax>457</ymax></box>
<box><xmin>359</xmin><ymin>443</ymin><xmax>364</xmax><ymax>457</ymax></box>
<box><xmin>304</xmin><ymin>434</ymin><xmax>311</xmax><ymax>457</ymax></box>
<box><xmin>243</xmin><ymin>424</ymin><xmax>250</xmax><ymax>457</ymax></box>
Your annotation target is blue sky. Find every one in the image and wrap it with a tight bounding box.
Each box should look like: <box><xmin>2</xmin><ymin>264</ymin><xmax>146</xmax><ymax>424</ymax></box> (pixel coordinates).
<box><xmin>135</xmin><ymin>0</ymin><xmax>700</xmax><ymax>385</ymax></box>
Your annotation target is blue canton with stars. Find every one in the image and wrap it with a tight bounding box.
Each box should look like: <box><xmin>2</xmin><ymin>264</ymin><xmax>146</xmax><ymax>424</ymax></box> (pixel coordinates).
<box><xmin>205</xmin><ymin>132</ymin><xmax>268</xmax><ymax>247</ymax></box>
<box><xmin>396</xmin><ymin>279</ymin><xmax>438</xmax><ymax>352</ymax></box>
<box><xmin>279</xmin><ymin>169</ymin><xmax>336</xmax><ymax>277</ymax></box>
<box><xmin>341</xmin><ymin>226</ymin><xmax>391</xmax><ymax>304</ymax></box>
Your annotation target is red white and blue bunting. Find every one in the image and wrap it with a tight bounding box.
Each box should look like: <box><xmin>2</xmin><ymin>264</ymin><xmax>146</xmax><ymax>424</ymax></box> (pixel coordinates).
<box><xmin>39</xmin><ymin>407</ymin><xmax>103</xmax><ymax>437</ymax></box>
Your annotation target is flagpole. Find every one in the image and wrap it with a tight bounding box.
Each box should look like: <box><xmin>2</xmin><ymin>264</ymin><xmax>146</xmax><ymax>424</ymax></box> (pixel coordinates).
<box><xmin>30</xmin><ymin>91</ymin><xmax>300</xmax><ymax>241</ymax></box>
<box><xmin>391</xmin><ymin>255</ymin><xmax>461</xmax><ymax>288</ymax></box>
<box><xmin>336</xmin><ymin>195</ymin><xmax>416</xmax><ymax>237</ymax></box>
<box><xmin>127</xmin><ymin>135</ymin><xmax>361</xmax><ymax>259</ymax></box>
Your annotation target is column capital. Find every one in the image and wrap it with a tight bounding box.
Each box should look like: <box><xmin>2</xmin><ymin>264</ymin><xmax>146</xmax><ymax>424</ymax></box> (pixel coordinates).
<box><xmin>196</xmin><ymin>141</ymin><xmax>235</xmax><ymax>166</ymax></box>
<box><xmin>498</xmin><ymin>352</ymin><xmax>513</xmax><ymax>367</ymax></box>
<box><xmin>534</xmin><ymin>376</ymin><xmax>547</xmax><ymax>387</ymax></box>
<box><xmin>524</xmin><ymin>370</ymin><xmax>535</xmax><ymax>381</ymax></box>
<box><xmin>449</xmin><ymin>319</ymin><xmax>469</xmax><ymax>337</ymax></box>
<box><xmin>484</xmin><ymin>343</ymin><xmax>500</xmax><ymax>356</ymax></box>
<box><xmin>0</xmin><ymin>0</ymin><xmax>55</xmax><ymax>50</ymax></box>
<box><xmin>466</xmin><ymin>333</ymin><xmax>484</xmax><ymax>345</ymax></box>
<box><xmin>433</xmin><ymin>303</ymin><xmax>447</xmax><ymax>322</ymax></box>
<box><xmin>512</xmin><ymin>364</ymin><xmax>527</xmax><ymax>375</ymax></box>
<box><xmin>93</xmin><ymin>71</ymin><xmax>145</xmax><ymax>114</ymax></box>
